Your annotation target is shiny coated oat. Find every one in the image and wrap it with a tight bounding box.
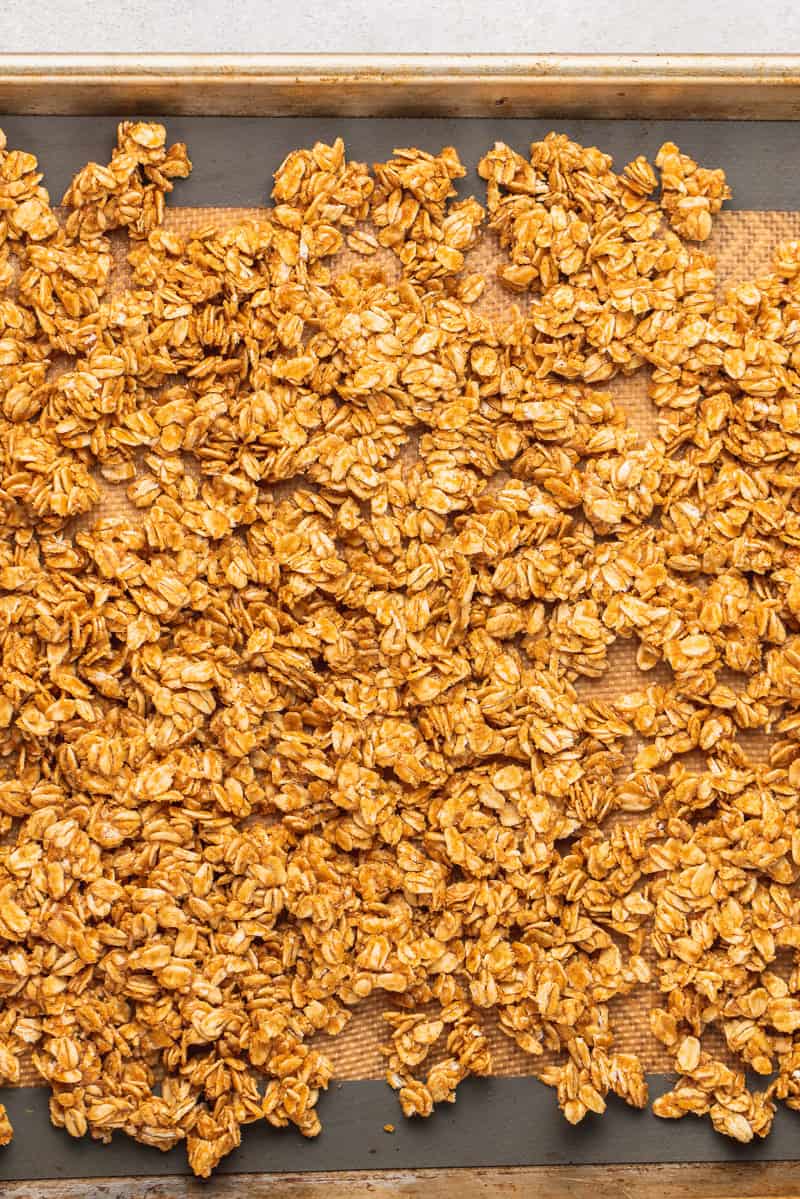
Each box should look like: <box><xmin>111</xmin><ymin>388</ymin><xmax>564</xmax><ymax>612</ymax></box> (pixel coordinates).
<box><xmin>0</xmin><ymin>122</ymin><xmax>799</xmax><ymax>1172</ymax></box>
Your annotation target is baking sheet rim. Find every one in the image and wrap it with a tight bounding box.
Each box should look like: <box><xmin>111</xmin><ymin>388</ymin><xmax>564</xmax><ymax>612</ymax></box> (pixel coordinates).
<box><xmin>3</xmin><ymin>54</ymin><xmax>800</xmax><ymax>118</ymax></box>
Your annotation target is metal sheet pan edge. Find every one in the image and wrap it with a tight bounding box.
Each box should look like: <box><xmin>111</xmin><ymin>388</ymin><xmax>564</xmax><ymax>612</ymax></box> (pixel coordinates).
<box><xmin>1</xmin><ymin>54</ymin><xmax>800</xmax><ymax>118</ymax></box>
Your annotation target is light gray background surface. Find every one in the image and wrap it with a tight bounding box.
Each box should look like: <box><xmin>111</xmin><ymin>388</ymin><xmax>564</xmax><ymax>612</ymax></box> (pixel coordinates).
<box><xmin>0</xmin><ymin>0</ymin><xmax>797</xmax><ymax>53</ymax></box>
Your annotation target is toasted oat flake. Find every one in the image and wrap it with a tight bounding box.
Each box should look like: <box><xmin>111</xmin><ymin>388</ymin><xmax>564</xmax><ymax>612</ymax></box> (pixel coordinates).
<box><xmin>0</xmin><ymin>120</ymin><xmax>799</xmax><ymax>1173</ymax></box>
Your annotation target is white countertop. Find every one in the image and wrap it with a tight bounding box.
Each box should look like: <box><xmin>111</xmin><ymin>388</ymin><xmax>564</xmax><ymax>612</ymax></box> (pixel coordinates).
<box><xmin>0</xmin><ymin>0</ymin><xmax>797</xmax><ymax>54</ymax></box>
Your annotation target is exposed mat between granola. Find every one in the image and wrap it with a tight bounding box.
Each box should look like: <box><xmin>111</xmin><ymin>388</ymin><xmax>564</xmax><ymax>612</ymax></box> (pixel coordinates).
<box><xmin>2</xmin><ymin>122</ymin><xmax>800</xmax><ymax>1176</ymax></box>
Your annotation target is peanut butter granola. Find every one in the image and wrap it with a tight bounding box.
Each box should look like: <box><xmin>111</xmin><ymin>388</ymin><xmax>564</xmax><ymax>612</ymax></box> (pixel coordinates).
<box><xmin>0</xmin><ymin>122</ymin><xmax>800</xmax><ymax>1174</ymax></box>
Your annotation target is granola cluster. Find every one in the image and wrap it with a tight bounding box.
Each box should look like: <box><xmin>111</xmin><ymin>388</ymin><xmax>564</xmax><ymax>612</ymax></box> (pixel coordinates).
<box><xmin>0</xmin><ymin>122</ymin><xmax>800</xmax><ymax>1174</ymax></box>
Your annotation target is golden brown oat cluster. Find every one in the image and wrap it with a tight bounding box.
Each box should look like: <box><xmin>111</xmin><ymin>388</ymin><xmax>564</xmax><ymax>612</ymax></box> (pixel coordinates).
<box><xmin>1</xmin><ymin>122</ymin><xmax>800</xmax><ymax>1174</ymax></box>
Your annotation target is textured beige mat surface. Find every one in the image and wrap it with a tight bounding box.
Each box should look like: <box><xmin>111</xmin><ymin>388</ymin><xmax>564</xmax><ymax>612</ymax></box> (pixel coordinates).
<box><xmin>12</xmin><ymin>206</ymin><xmax>800</xmax><ymax>1087</ymax></box>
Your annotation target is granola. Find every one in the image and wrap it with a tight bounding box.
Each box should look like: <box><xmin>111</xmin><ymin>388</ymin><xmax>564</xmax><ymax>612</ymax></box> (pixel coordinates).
<box><xmin>0</xmin><ymin>121</ymin><xmax>799</xmax><ymax>1174</ymax></box>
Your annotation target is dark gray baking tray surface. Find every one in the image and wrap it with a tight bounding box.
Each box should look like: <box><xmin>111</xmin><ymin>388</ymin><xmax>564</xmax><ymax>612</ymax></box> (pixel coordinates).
<box><xmin>0</xmin><ymin>114</ymin><xmax>798</xmax><ymax>1178</ymax></box>
<box><xmin>0</xmin><ymin>116</ymin><xmax>799</xmax><ymax>211</ymax></box>
<box><xmin>0</xmin><ymin>1077</ymin><xmax>798</xmax><ymax>1179</ymax></box>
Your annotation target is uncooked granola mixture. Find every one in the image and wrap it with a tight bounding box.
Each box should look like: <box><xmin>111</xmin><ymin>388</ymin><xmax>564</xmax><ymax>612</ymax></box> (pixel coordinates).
<box><xmin>0</xmin><ymin>122</ymin><xmax>799</xmax><ymax>1174</ymax></box>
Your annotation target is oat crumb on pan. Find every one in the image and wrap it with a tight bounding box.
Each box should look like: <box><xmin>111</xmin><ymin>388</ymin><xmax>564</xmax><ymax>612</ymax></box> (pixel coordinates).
<box><xmin>0</xmin><ymin>120</ymin><xmax>798</xmax><ymax>1174</ymax></box>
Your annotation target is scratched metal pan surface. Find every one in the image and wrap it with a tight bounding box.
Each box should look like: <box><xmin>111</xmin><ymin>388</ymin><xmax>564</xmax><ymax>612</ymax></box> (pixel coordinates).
<box><xmin>2</xmin><ymin>54</ymin><xmax>800</xmax><ymax>119</ymax></box>
<box><xmin>1</xmin><ymin>57</ymin><xmax>800</xmax><ymax>1179</ymax></box>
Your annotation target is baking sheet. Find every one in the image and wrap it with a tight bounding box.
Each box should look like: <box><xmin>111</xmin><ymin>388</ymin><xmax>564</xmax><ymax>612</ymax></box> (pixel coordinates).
<box><xmin>1</xmin><ymin>1077</ymin><xmax>799</xmax><ymax>1178</ymax></box>
<box><xmin>2</xmin><ymin>116</ymin><xmax>800</xmax><ymax>209</ymax></box>
<box><xmin>1</xmin><ymin>113</ymin><xmax>800</xmax><ymax>1177</ymax></box>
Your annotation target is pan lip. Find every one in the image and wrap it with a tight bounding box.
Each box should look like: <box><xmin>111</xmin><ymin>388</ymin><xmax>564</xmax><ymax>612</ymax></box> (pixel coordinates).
<box><xmin>3</xmin><ymin>54</ymin><xmax>800</xmax><ymax>120</ymax></box>
<box><xmin>0</xmin><ymin>52</ymin><xmax>799</xmax><ymax>79</ymax></box>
